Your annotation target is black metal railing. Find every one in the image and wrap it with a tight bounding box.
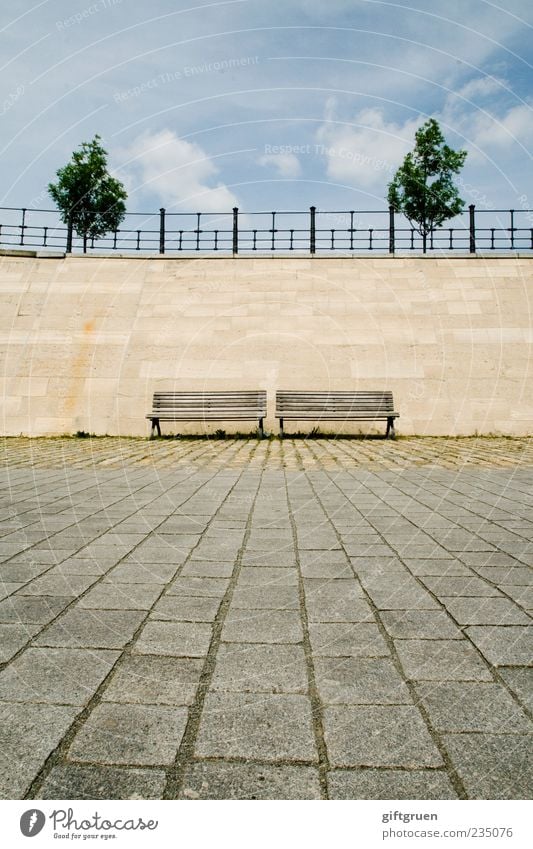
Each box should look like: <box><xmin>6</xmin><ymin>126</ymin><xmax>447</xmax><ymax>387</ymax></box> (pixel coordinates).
<box><xmin>1</xmin><ymin>205</ymin><xmax>532</xmax><ymax>255</ymax></box>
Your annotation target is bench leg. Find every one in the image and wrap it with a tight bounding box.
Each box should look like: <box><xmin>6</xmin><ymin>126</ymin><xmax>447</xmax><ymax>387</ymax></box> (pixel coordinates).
<box><xmin>258</xmin><ymin>418</ymin><xmax>264</xmax><ymax>438</ymax></box>
<box><xmin>386</xmin><ymin>417</ymin><xmax>396</xmax><ymax>439</ymax></box>
<box><xmin>279</xmin><ymin>417</ymin><xmax>284</xmax><ymax>439</ymax></box>
<box><xmin>150</xmin><ymin>418</ymin><xmax>161</xmax><ymax>439</ymax></box>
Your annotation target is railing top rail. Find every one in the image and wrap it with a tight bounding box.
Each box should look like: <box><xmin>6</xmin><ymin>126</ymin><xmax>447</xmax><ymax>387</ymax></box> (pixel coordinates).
<box><xmin>2</xmin><ymin>205</ymin><xmax>533</xmax><ymax>215</ymax></box>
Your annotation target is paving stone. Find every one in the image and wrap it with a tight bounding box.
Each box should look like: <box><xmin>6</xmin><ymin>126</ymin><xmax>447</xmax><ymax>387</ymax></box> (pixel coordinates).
<box><xmin>395</xmin><ymin>544</ymin><xmax>454</xmax><ymax>559</ymax></box>
<box><xmin>151</xmin><ymin>595</ymin><xmax>221</xmax><ymax>621</ymax></box>
<box><xmin>0</xmin><ymin>582</ymin><xmax>23</xmax><ymax>600</ymax></box>
<box><xmin>304</xmin><ymin>580</ymin><xmax>372</xmax><ymax>622</ymax></box>
<box><xmin>308</xmin><ymin>623</ymin><xmax>388</xmax><ymax>657</ymax></box>
<box><xmin>221</xmin><ymin>610</ymin><xmax>303</xmax><ymax>644</ymax></box>
<box><xmin>343</xmin><ymin>542</ymin><xmax>396</xmax><ymax>557</ymax></box>
<box><xmin>323</xmin><ymin>705</ymin><xmax>443</xmax><ymax>767</ymax></box>
<box><xmin>179</xmin><ymin>761</ymin><xmax>321</xmax><ymax>799</ymax></box>
<box><xmin>403</xmin><ymin>559</ymin><xmax>473</xmax><ymax>577</ymax></box>
<box><xmin>237</xmin><ymin>567</ymin><xmax>298</xmax><ymax>586</ymax></box>
<box><xmin>8</xmin><ymin>550</ymin><xmax>65</xmax><ymax>565</ymax></box>
<box><xmin>0</xmin><ymin>647</ymin><xmax>119</xmax><ymax>705</ymax></box>
<box><xmin>53</xmin><ymin>557</ymin><xmax>108</xmax><ymax>575</ymax></box>
<box><xmin>167</xmin><ymin>577</ymin><xmax>229</xmax><ymax>597</ymax></box>
<box><xmin>420</xmin><ymin>576</ymin><xmax>503</xmax><ymax>597</ymax></box>
<box><xmin>247</xmin><ymin>530</ymin><xmax>294</xmax><ymax>550</ymax></box>
<box><xmin>499</xmin><ymin>667</ymin><xmax>533</xmax><ymax>712</ymax></box>
<box><xmin>380</xmin><ymin>610</ymin><xmax>463</xmax><ymax>639</ymax></box>
<box><xmin>440</xmin><ymin>597</ymin><xmax>531</xmax><ymax>625</ymax></box>
<box><xmin>104</xmin><ymin>563</ymin><xmax>178</xmax><ymax>583</ymax></box>
<box><xmin>211</xmin><ymin>643</ymin><xmax>308</xmax><ymax>694</ymax></box>
<box><xmin>73</xmin><ymin>550</ymin><xmax>125</xmax><ymax>568</ymax></box>
<box><xmin>327</xmin><ymin>769</ymin><xmax>457</xmax><ymax>799</ymax></box>
<box><xmin>39</xmin><ymin>764</ymin><xmax>167</xmax><ymax>799</ymax></box>
<box><xmin>415</xmin><ymin>682</ymin><xmax>531</xmax><ymax>732</ymax></box>
<box><xmin>102</xmin><ymin>655</ymin><xmax>204</xmax><ymax>706</ymax></box>
<box><xmin>192</xmin><ymin>541</ymin><xmax>242</xmax><ymax>561</ymax></box>
<box><xmin>395</xmin><ymin>639</ymin><xmax>493</xmax><ymax>681</ymax></box>
<box><xmin>350</xmin><ymin>557</ymin><xmax>409</xmax><ymax>575</ymax></box>
<box><xmin>442</xmin><ymin>733</ymin><xmax>532</xmax><ymax>799</ymax></box>
<box><xmin>181</xmin><ymin>561</ymin><xmax>235</xmax><ymax>578</ymax></box>
<box><xmin>473</xmin><ymin>567</ymin><xmax>533</xmax><ymax>585</ymax></box>
<box><xmin>132</xmin><ymin>541</ymin><xmax>199</xmax><ymax>561</ymax></box>
<box><xmin>0</xmin><ymin>562</ymin><xmax>50</xmax><ymax>583</ymax></box>
<box><xmin>364</xmin><ymin>585</ymin><xmax>440</xmax><ymax>610</ymax></box>
<box><xmin>315</xmin><ymin>657</ymin><xmax>411</xmax><ymax>704</ymax></box>
<box><xmin>241</xmin><ymin>552</ymin><xmax>298</xmax><ymax>568</ymax></box>
<box><xmin>231</xmin><ymin>585</ymin><xmax>300</xmax><ymax>610</ymax></box>
<box><xmin>466</xmin><ymin>626</ymin><xmax>533</xmax><ymax>666</ymax></box>
<box><xmin>458</xmin><ymin>556</ymin><xmax>520</xmax><ymax>574</ymax></box>
<box><xmin>500</xmin><ymin>585</ymin><xmax>533</xmax><ymax>609</ymax></box>
<box><xmin>0</xmin><ymin>702</ymin><xmax>79</xmax><ymax>798</ymax></box>
<box><xmin>297</xmin><ymin>534</ymin><xmax>341</xmax><ymax>551</ymax></box>
<box><xmin>34</xmin><ymin>608</ymin><xmax>145</xmax><ymax>649</ymax></box>
<box><xmin>340</xmin><ymin>534</ymin><xmax>382</xmax><ymax>546</ymax></box>
<box><xmin>78</xmin><ymin>583</ymin><xmax>163</xmax><ymax>610</ymax></box>
<box><xmin>0</xmin><ymin>595</ymin><xmax>69</xmax><ymax>624</ymax></box>
<box><xmin>195</xmin><ymin>692</ymin><xmax>318</xmax><ymax>762</ymax></box>
<box><xmin>299</xmin><ymin>549</ymin><xmax>349</xmax><ymax>566</ymax></box>
<box><xmin>0</xmin><ymin>623</ymin><xmax>39</xmax><ymax>661</ymax></box>
<box><xmin>300</xmin><ymin>560</ymin><xmax>353</xmax><ymax>578</ymax></box>
<box><xmin>68</xmin><ymin>702</ymin><xmax>188</xmax><ymax>765</ymax></box>
<box><xmin>133</xmin><ymin>620</ymin><xmax>213</xmax><ymax>657</ymax></box>
<box><xmin>16</xmin><ymin>571</ymin><xmax>96</xmax><ymax>597</ymax></box>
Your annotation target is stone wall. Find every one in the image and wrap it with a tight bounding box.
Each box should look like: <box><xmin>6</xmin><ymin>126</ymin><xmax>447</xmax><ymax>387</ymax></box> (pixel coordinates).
<box><xmin>1</xmin><ymin>252</ymin><xmax>532</xmax><ymax>436</ymax></box>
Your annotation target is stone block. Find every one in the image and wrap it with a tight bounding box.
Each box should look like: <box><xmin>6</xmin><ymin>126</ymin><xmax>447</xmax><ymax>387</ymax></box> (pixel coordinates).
<box><xmin>68</xmin><ymin>702</ymin><xmax>188</xmax><ymax>765</ymax></box>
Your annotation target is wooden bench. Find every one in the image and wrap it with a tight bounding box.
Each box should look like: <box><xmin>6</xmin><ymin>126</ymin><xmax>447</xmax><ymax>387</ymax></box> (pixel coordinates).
<box><xmin>146</xmin><ymin>391</ymin><xmax>267</xmax><ymax>437</ymax></box>
<box><xmin>276</xmin><ymin>391</ymin><xmax>399</xmax><ymax>438</ymax></box>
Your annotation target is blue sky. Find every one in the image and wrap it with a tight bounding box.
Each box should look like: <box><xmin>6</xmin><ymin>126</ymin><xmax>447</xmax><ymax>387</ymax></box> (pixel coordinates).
<box><xmin>1</xmin><ymin>0</ymin><xmax>532</xmax><ymax>215</ymax></box>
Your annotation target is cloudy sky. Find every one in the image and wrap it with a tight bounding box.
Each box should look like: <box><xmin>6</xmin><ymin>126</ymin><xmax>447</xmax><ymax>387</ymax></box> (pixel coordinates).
<box><xmin>1</xmin><ymin>0</ymin><xmax>532</xmax><ymax>217</ymax></box>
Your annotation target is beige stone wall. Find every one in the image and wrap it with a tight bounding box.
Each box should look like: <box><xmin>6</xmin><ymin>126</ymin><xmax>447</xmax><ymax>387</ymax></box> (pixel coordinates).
<box><xmin>1</xmin><ymin>252</ymin><xmax>532</xmax><ymax>436</ymax></box>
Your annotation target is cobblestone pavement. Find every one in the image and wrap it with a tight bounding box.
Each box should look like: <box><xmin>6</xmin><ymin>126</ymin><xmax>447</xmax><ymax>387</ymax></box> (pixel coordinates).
<box><xmin>0</xmin><ymin>438</ymin><xmax>532</xmax><ymax>800</ymax></box>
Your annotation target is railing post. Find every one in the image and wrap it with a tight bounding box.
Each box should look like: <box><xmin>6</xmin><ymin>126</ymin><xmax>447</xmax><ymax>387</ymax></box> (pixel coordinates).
<box><xmin>388</xmin><ymin>205</ymin><xmax>395</xmax><ymax>254</ymax></box>
<box><xmin>310</xmin><ymin>206</ymin><xmax>316</xmax><ymax>254</ymax></box>
<box><xmin>66</xmin><ymin>212</ymin><xmax>73</xmax><ymax>253</ymax></box>
<box><xmin>510</xmin><ymin>209</ymin><xmax>515</xmax><ymax>249</ymax></box>
<box><xmin>20</xmin><ymin>208</ymin><xmax>26</xmax><ymax>246</ymax></box>
<box><xmin>159</xmin><ymin>207</ymin><xmax>165</xmax><ymax>254</ymax></box>
<box><xmin>469</xmin><ymin>204</ymin><xmax>476</xmax><ymax>253</ymax></box>
<box><xmin>232</xmin><ymin>207</ymin><xmax>239</xmax><ymax>254</ymax></box>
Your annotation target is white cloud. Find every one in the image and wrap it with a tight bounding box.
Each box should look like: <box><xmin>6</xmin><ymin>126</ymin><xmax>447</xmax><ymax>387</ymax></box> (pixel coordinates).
<box><xmin>118</xmin><ymin>129</ymin><xmax>239</xmax><ymax>212</ymax></box>
<box><xmin>315</xmin><ymin>103</ymin><xmax>422</xmax><ymax>188</ymax></box>
<box><xmin>455</xmin><ymin>76</ymin><xmax>507</xmax><ymax>100</ymax></box>
<box><xmin>468</xmin><ymin>104</ymin><xmax>533</xmax><ymax>152</ymax></box>
<box><xmin>440</xmin><ymin>83</ymin><xmax>533</xmax><ymax>160</ymax></box>
<box><xmin>258</xmin><ymin>152</ymin><xmax>302</xmax><ymax>178</ymax></box>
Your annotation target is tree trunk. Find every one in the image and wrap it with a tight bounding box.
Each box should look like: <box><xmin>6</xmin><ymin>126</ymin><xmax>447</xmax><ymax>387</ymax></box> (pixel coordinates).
<box><xmin>83</xmin><ymin>233</ymin><xmax>87</xmax><ymax>254</ymax></box>
<box><xmin>422</xmin><ymin>231</ymin><xmax>427</xmax><ymax>254</ymax></box>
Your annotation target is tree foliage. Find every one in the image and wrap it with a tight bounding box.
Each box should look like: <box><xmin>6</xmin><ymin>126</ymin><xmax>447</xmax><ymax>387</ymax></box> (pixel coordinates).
<box><xmin>48</xmin><ymin>135</ymin><xmax>127</xmax><ymax>252</ymax></box>
<box><xmin>387</xmin><ymin>118</ymin><xmax>467</xmax><ymax>251</ymax></box>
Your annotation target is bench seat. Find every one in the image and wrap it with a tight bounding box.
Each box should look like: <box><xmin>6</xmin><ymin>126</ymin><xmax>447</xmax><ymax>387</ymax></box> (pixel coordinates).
<box><xmin>276</xmin><ymin>391</ymin><xmax>399</xmax><ymax>438</ymax></box>
<box><xmin>147</xmin><ymin>391</ymin><xmax>267</xmax><ymax>437</ymax></box>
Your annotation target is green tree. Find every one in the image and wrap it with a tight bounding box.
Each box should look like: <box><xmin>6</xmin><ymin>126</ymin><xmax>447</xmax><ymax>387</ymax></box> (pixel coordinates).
<box><xmin>387</xmin><ymin>118</ymin><xmax>467</xmax><ymax>252</ymax></box>
<box><xmin>48</xmin><ymin>135</ymin><xmax>127</xmax><ymax>253</ymax></box>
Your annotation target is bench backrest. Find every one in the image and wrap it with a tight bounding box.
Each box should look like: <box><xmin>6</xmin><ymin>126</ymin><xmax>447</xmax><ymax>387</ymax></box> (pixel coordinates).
<box><xmin>276</xmin><ymin>391</ymin><xmax>395</xmax><ymax>414</ymax></box>
<box><xmin>150</xmin><ymin>391</ymin><xmax>267</xmax><ymax>417</ymax></box>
